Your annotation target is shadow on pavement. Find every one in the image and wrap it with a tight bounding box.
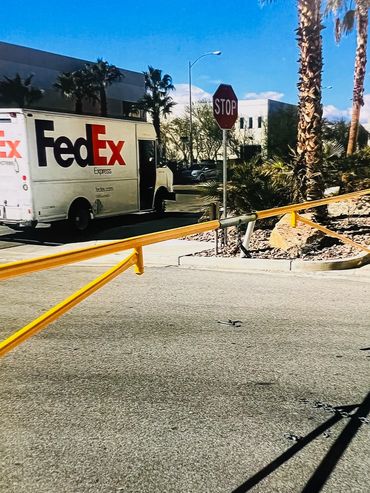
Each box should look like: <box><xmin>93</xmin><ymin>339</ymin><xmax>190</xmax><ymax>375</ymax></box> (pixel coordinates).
<box><xmin>232</xmin><ymin>391</ymin><xmax>370</xmax><ymax>493</ymax></box>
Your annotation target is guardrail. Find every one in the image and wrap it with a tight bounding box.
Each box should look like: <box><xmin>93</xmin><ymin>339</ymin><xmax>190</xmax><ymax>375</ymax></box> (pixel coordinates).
<box><xmin>1</xmin><ymin>188</ymin><xmax>369</xmax><ymax>358</ymax></box>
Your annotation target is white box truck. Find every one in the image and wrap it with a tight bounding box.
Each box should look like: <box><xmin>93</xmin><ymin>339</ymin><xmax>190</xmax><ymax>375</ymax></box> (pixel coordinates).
<box><xmin>0</xmin><ymin>109</ymin><xmax>175</xmax><ymax>230</ymax></box>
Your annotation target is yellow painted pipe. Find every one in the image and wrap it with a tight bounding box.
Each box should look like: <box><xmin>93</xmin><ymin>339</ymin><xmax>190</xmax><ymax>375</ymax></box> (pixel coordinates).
<box><xmin>256</xmin><ymin>188</ymin><xmax>370</xmax><ymax>220</ymax></box>
<box><xmin>0</xmin><ymin>251</ymin><xmax>138</xmax><ymax>358</ymax></box>
<box><xmin>0</xmin><ymin>220</ymin><xmax>220</xmax><ymax>281</ymax></box>
<box><xmin>0</xmin><ymin>189</ymin><xmax>369</xmax><ymax>282</ymax></box>
<box><xmin>1</xmin><ymin>188</ymin><xmax>369</xmax><ymax>358</ymax></box>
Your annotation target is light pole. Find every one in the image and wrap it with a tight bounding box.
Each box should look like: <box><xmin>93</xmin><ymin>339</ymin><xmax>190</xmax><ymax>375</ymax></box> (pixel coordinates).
<box><xmin>188</xmin><ymin>50</ymin><xmax>221</xmax><ymax>166</ymax></box>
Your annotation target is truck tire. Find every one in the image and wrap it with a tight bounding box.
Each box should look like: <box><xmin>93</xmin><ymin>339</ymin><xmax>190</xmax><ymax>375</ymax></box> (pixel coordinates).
<box><xmin>68</xmin><ymin>202</ymin><xmax>91</xmax><ymax>232</ymax></box>
<box><xmin>154</xmin><ymin>190</ymin><xmax>166</xmax><ymax>214</ymax></box>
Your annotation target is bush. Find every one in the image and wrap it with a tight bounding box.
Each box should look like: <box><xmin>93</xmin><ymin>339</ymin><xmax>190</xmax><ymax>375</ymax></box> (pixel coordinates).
<box><xmin>201</xmin><ymin>156</ymin><xmax>291</xmax><ymax>215</ymax></box>
<box><xmin>323</xmin><ymin>147</ymin><xmax>370</xmax><ymax>191</ymax></box>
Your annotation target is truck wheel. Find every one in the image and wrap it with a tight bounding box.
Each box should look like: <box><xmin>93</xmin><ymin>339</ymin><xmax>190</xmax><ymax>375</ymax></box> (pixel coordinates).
<box><xmin>68</xmin><ymin>203</ymin><xmax>91</xmax><ymax>232</ymax></box>
<box><xmin>154</xmin><ymin>191</ymin><xmax>166</xmax><ymax>214</ymax></box>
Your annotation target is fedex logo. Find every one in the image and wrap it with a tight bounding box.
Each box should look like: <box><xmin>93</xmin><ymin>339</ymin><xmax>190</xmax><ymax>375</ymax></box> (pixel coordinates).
<box><xmin>0</xmin><ymin>130</ymin><xmax>21</xmax><ymax>159</ymax></box>
<box><xmin>35</xmin><ymin>119</ymin><xmax>126</xmax><ymax>168</ymax></box>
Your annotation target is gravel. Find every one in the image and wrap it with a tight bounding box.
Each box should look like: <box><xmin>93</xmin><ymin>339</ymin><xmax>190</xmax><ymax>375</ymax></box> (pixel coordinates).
<box><xmin>185</xmin><ymin>196</ymin><xmax>370</xmax><ymax>261</ymax></box>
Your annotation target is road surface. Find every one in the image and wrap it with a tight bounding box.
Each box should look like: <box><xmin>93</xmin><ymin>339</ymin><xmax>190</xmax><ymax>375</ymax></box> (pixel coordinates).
<box><xmin>1</xmin><ymin>266</ymin><xmax>369</xmax><ymax>492</ymax></box>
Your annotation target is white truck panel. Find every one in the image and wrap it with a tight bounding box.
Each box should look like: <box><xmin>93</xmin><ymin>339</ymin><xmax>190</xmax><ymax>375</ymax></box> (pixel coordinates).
<box><xmin>25</xmin><ymin>112</ymin><xmax>140</xmax><ymax>181</ymax></box>
<box><xmin>0</xmin><ymin>109</ymin><xmax>174</xmax><ymax>228</ymax></box>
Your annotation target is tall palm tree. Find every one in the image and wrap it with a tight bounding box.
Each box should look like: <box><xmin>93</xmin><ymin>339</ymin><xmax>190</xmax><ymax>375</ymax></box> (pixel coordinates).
<box><xmin>54</xmin><ymin>70</ymin><xmax>97</xmax><ymax>114</ymax></box>
<box><xmin>296</xmin><ymin>0</ymin><xmax>324</xmax><ymax>201</ymax></box>
<box><xmin>136</xmin><ymin>66</ymin><xmax>176</xmax><ymax>149</ymax></box>
<box><xmin>85</xmin><ymin>59</ymin><xmax>122</xmax><ymax>117</ymax></box>
<box><xmin>326</xmin><ymin>0</ymin><xmax>370</xmax><ymax>155</ymax></box>
<box><xmin>0</xmin><ymin>73</ymin><xmax>43</xmax><ymax>107</ymax></box>
<box><xmin>261</xmin><ymin>1</ymin><xmax>324</xmax><ymax>201</ymax></box>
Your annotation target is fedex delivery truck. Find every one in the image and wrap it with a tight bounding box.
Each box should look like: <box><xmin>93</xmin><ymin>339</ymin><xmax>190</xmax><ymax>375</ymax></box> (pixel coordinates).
<box><xmin>0</xmin><ymin>109</ymin><xmax>175</xmax><ymax>231</ymax></box>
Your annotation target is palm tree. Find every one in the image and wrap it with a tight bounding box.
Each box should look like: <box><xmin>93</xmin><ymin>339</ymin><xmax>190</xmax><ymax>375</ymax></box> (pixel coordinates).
<box><xmin>261</xmin><ymin>1</ymin><xmax>324</xmax><ymax>202</ymax></box>
<box><xmin>54</xmin><ymin>70</ymin><xmax>97</xmax><ymax>114</ymax></box>
<box><xmin>85</xmin><ymin>59</ymin><xmax>122</xmax><ymax>117</ymax></box>
<box><xmin>136</xmin><ymin>66</ymin><xmax>176</xmax><ymax>150</ymax></box>
<box><xmin>296</xmin><ymin>0</ymin><xmax>324</xmax><ymax>201</ymax></box>
<box><xmin>0</xmin><ymin>73</ymin><xmax>43</xmax><ymax>107</ymax></box>
<box><xmin>326</xmin><ymin>0</ymin><xmax>370</xmax><ymax>155</ymax></box>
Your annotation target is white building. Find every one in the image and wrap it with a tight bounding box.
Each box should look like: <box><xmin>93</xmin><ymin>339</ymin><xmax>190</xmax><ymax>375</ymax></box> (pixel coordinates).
<box><xmin>237</xmin><ymin>99</ymin><xmax>298</xmax><ymax>159</ymax></box>
<box><xmin>164</xmin><ymin>97</ymin><xmax>298</xmax><ymax>163</ymax></box>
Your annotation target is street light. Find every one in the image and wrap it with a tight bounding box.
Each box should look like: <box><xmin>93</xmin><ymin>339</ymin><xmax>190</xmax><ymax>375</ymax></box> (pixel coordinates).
<box><xmin>188</xmin><ymin>50</ymin><xmax>221</xmax><ymax>166</ymax></box>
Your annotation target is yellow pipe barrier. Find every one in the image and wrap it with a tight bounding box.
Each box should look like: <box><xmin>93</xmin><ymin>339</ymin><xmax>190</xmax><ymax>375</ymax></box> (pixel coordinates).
<box><xmin>296</xmin><ymin>214</ymin><xmax>370</xmax><ymax>254</ymax></box>
<box><xmin>0</xmin><ymin>220</ymin><xmax>220</xmax><ymax>282</ymax></box>
<box><xmin>0</xmin><ymin>251</ymin><xmax>140</xmax><ymax>358</ymax></box>
<box><xmin>1</xmin><ymin>188</ymin><xmax>369</xmax><ymax>358</ymax></box>
<box><xmin>1</xmin><ymin>189</ymin><xmax>369</xmax><ymax>283</ymax></box>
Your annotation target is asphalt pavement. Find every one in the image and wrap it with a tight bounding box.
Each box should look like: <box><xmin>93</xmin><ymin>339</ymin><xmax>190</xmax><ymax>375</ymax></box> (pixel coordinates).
<box><xmin>1</xmin><ymin>266</ymin><xmax>369</xmax><ymax>493</ymax></box>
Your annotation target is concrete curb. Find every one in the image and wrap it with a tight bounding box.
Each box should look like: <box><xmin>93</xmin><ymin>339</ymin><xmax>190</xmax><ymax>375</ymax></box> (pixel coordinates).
<box><xmin>178</xmin><ymin>251</ymin><xmax>370</xmax><ymax>275</ymax></box>
<box><xmin>291</xmin><ymin>252</ymin><xmax>370</xmax><ymax>272</ymax></box>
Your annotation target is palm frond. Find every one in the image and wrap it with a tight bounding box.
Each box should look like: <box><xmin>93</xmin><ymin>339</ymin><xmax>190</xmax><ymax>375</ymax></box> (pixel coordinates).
<box><xmin>335</xmin><ymin>17</ymin><xmax>342</xmax><ymax>42</ymax></box>
<box><xmin>342</xmin><ymin>9</ymin><xmax>356</xmax><ymax>34</ymax></box>
<box><xmin>324</xmin><ymin>0</ymin><xmax>348</xmax><ymax>16</ymax></box>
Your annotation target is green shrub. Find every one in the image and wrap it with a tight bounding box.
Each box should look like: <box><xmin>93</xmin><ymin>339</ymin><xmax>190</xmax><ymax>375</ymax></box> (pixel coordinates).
<box><xmin>323</xmin><ymin>146</ymin><xmax>370</xmax><ymax>191</ymax></box>
<box><xmin>201</xmin><ymin>156</ymin><xmax>291</xmax><ymax>215</ymax></box>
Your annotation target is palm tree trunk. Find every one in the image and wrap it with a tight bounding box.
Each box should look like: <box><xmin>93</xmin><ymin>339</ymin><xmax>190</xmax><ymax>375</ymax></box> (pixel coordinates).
<box><xmin>347</xmin><ymin>3</ymin><xmax>368</xmax><ymax>156</ymax></box>
<box><xmin>296</xmin><ymin>0</ymin><xmax>324</xmax><ymax>202</ymax></box>
<box><xmin>100</xmin><ymin>87</ymin><xmax>107</xmax><ymax>117</ymax></box>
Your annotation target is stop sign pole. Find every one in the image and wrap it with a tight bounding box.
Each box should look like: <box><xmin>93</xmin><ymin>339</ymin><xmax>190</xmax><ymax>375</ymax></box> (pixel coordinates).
<box><xmin>213</xmin><ymin>84</ymin><xmax>238</xmax><ymax>245</ymax></box>
<box><xmin>222</xmin><ymin>129</ymin><xmax>227</xmax><ymax>237</ymax></box>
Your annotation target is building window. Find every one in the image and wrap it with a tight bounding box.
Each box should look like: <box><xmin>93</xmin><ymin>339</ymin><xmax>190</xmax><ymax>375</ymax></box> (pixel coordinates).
<box><xmin>258</xmin><ymin>116</ymin><xmax>263</xmax><ymax>128</ymax></box>
<box><xmin>122</xmin><ymin>101</ymin><xmax>144</xmax><ymax>119</ymax></box>
<box><xmin>248</xmin><ymin>117</ymin><xmax>253</xmax><ymax>129</ymax></box>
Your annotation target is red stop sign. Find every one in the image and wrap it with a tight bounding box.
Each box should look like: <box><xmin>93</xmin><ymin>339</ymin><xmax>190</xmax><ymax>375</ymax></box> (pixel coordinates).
<box><xmin>213</xmin><ymin>84</ymin><xmax>238</xmax><ymax>129</ymax></box>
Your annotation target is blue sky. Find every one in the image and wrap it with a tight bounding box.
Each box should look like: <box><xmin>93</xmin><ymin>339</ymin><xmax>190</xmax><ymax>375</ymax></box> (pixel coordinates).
<box><xmin>1</xmin><ymin>0</ymin><xmax>367</xmax><ymax>121</ymax></box>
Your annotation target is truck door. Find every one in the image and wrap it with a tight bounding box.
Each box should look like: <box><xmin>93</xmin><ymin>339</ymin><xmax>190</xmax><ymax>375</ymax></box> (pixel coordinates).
<box><xmin>0</xmin><ymin>112</ymin><xmax>32</xmax><ymax>224</ymax></box>
<box><xmin>138</xmin><ymin>140</ymin><xmax>156</xmax><ymax>210</ymax></box>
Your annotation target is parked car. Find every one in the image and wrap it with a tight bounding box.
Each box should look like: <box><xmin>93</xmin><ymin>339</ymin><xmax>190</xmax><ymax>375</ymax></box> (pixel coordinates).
<box><xmin>180</xmin><ymin>163</ymin><xmax>218</xmax><ymax>183</ymax></box>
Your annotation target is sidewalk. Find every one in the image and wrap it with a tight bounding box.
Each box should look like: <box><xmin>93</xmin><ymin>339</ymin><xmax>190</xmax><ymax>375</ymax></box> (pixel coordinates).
<box><xmin>0</xmin><ymin>238</ymin><xmax>369</xmax><ymax>279</ymax></box>
<box><xmin>0</xmin><ymin>238</ymin><xmax>211</xmax><ymax>268</ymax></box>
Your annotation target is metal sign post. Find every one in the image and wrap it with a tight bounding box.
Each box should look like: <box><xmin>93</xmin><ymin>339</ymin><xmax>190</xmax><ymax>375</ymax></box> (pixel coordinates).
<box><xmin>222</xmin><ymin>129</ymin><xmax>228</xmax><ymax>244</ymax></box>
<box><xmin>212</xmin><ymin>84</ymin><xmax>238</xmax><ymax>247</ymax></box>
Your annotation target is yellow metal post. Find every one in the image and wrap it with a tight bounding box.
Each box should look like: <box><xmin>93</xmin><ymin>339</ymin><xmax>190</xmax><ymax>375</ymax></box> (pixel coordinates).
<box><xmin>290</xmin><ymin>211</ymin><xmax>297</xmax><ymax>228</ymax></box>
<box><xmin>134</xmin><ymin>247</ymin><xmax>144</xmax><ymax>275</ymax></box>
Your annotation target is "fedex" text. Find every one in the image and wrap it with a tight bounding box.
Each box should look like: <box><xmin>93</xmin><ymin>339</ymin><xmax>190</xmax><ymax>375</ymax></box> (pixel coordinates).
<box><xmin>35</xmin><ymin>119</ymin><xmax>126</xmax><ymax>168</ymax></box>
<box><xmin>0</xmin><ymin>130</ymin><xmax>21</xmax><ymax>159</ymax></box>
